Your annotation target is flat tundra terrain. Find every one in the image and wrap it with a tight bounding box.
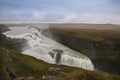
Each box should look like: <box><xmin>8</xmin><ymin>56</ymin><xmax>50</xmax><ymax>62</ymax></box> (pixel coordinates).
<box><xmin>49</xmin><ymin>23</ymin><xmax>120</xmax><ymax>40</ymax></box>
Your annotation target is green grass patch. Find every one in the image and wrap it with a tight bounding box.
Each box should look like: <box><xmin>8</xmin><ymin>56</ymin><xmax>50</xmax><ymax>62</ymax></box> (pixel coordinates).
<box><xmin>51</xmin><ymin>29</ymin><xmax>106</xmax><ymax>42</ymax></box>
<box><xmin>0</xmin><ymin>47</ymin><xmax>10</xmax><ymax>80</ymax></box>
<box><xmin>57</xmin><ymin>70</ymin><xmax>120</xmax><ymax>80</ymax></box>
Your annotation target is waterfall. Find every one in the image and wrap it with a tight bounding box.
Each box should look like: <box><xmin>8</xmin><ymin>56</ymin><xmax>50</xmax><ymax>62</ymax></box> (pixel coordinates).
<box><xmin>3</xmin><ymin>25</ymin><xmax>94</xmax><ymax>70</ymax></box>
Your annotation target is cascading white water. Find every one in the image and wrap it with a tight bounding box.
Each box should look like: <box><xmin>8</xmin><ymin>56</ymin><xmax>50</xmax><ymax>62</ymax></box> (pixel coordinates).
<box><xmin>3</xmin><ymin>25</ymin><xmax>94</xmax><ymax>70</ymax></box>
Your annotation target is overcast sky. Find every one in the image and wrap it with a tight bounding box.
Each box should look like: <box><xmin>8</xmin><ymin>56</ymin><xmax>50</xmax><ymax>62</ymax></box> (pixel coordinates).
<box><xmin>0</xmin><ymin>0</ymin><xmax>120</xmax><ymax>24</ymax></box>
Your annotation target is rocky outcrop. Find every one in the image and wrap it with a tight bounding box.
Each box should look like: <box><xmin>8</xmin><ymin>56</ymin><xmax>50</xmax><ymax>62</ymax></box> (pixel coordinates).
<box><xmin>0</xmin><ymin>24</ymin><xmax>9</xmax><ymax>33</ymax></box>
<box><xmin>0</xmin><ymin>24</ymin><xmax>11</xmax><ymax>46</ymax></box>
<box><xmin>15</xmin><ymin>76</ymin><xmax>35</xmax><ymax>80</ymax></box>
<box><xmin>48</xmin><ymin>49</ymin><xmax>63</xmax><ymax>64</ymax></box>
<box><xmin>42</xmin><ymin>67</ymin><xmax>66</xmax><ymax>80</ymax></box>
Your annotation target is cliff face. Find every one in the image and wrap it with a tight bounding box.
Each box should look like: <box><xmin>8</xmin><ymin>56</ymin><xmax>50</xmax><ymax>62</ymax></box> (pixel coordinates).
<box><xmin>0</xmin><ymin>24</ymin><xmax>9</xmax><ymax>33</ymax></box>
<box><xmin>0</xmin><ymin>24</ymin><xmax>11</xmax><ymax>47</ymax></box>
<box><xmin>42</xmin><ymin>28</ymin><xmax>120</xmax><ymax>75</ymax></box>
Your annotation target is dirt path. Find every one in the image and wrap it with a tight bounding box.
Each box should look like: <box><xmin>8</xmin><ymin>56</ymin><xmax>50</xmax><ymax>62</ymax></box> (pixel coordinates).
<box><xmin>6</xmin><ymin>49</ymin><xmax>16</xmax><ymax>80</ymax></box>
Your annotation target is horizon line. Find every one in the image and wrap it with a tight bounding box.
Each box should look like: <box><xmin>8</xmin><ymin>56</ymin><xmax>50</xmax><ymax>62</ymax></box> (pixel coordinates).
<box><xmin>0</xmin><ymin>21</ymin><xmax>120</xmax><ymax>25</ymax></box>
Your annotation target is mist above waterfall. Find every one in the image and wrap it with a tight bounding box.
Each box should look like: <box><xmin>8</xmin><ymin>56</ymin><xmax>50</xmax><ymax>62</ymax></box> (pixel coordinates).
<box><xmin>3</xmin><ymin>24</ymin><xmax>94</xmax><ymax>70</ymax></box>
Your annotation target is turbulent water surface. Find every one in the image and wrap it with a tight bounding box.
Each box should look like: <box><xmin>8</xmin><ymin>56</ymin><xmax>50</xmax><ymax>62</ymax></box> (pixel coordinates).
<box><xmin>3</xmin><ymin>25</ymin><xmax>94</xmax><ymax>70</ymax></box>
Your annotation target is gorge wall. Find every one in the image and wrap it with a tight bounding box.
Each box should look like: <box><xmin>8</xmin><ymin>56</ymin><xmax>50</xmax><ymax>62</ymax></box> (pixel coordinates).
<box><xmin>42</xmin><ymin>27</ymin><xmax>120</xmax><ymax>75</ymax></box>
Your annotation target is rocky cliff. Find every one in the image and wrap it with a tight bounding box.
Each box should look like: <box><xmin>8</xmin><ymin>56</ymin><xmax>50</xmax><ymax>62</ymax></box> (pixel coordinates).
<box><xmin>42</xmin><ymin>27</ymin><xmax>120</xmax><ymax>75</ymax></box>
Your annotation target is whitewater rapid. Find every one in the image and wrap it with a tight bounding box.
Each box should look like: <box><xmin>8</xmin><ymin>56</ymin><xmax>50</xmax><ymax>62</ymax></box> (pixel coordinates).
<box><xmin>3</xmin><ymin>25</ymin><xmax>94</xmax><ymax>70</ymax></box>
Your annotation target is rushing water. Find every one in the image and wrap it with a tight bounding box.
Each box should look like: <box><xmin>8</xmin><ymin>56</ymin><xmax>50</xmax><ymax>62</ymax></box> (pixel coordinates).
<box><xmin>3</xmin><ymin>25</ymin><xmax>94</xmax><ymax>70</ymax></box>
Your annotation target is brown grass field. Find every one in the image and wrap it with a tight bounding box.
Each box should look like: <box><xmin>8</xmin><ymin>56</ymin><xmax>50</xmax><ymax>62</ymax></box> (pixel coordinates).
<box><xmin>49</xmin><ymin>23</ymin><xmax>120</xmax><ymax>40</ymax></box>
